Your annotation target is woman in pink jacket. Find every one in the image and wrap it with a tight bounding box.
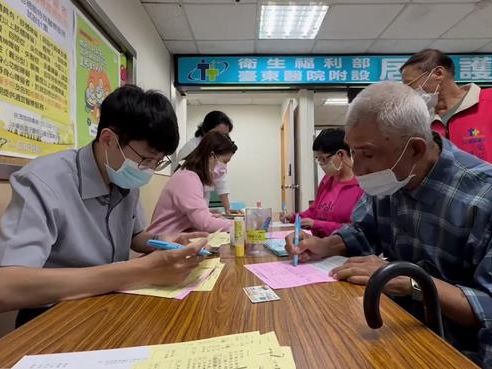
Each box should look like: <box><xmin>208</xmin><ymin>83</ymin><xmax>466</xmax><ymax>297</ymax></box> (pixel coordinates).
<box><xmin>148</xmin><ymin>132</ymin><xmax>236</xmax><ymax>235</ymax></box>
<box><xmin>281</xmin><ymin>128</ymin><xmax>363</xmax><ymax>237</ymax></box>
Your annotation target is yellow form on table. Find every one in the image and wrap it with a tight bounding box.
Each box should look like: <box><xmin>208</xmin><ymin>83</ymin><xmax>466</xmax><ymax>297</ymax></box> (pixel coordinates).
<box><xmin>121</xmin><ymin>258</ymin><xmax>224</xmax><ymax>299</ymax></box>
<box><xmin>191</xmin><ymin>231</ymin><xmax>231</xmax><ymax>248</ymax></box>
<box><xmin>131</xmin><ymin>331</ymin><xmax>296</xmax><ymax>369</ymax></box>
<box><xmin>9</xmin><ymin>331</ymin><xmax>296</xmax><ymax>369</ymax></box>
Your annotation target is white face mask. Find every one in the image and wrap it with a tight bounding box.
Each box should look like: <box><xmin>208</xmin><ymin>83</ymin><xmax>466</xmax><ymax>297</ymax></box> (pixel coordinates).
<box><xmin>319</xmin><ymin>152</ymin><xmax>342</xmax><ymax>175</ymax></box>
<box><xmin>356</xmin><ymin>139</ymin><xmax>416</xmax><ymax>199</ymax></box>
<box><xmin>413</xmin><ymin>70</ymin><xmax>440</xmax><ymax>117</ymax></box>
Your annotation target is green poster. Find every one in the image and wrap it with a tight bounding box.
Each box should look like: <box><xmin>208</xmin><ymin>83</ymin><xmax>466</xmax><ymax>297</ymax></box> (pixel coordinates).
<box><xmin>76</xmin><ymin>13</ymin><xmax>119</xmax><ymax>147</ymax></box>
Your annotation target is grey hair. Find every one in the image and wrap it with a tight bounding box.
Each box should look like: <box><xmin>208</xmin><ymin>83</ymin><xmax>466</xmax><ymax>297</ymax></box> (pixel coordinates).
<box><xmin>345</xmin><ymin>82</ymin><xmax>433</xmax><ymax>143</ymax></box>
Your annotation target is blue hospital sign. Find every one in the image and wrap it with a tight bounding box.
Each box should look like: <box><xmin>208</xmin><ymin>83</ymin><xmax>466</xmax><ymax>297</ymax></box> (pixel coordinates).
<box><xmin>175</xmin><ymin>55</ymin><xmax>492</xmax><ymax>86</ymax></box>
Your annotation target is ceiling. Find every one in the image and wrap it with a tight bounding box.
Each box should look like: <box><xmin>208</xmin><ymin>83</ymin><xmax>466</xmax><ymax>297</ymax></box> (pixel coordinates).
<box><xmin>187</xmin><ymin>91</ymin><xmax>348</xmax><ymax>126</ymax></box>
<box><xmin>150</xmin><ymin>0</ymin><xmax>489</xmax><ymax>126</ymax></box>
<box><xmin>141</xmin><ymin>0</ymin><xmax>492</xmax><ymax>55</ymax></box>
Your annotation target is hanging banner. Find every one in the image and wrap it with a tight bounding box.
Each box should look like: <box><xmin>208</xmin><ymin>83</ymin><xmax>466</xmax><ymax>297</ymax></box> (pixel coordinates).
<box><xmin>75</xmin><ymin>12</ymin><xmax>119</xmax><ymax>147</ymax></box>
<box><xmin>176</xmin><ymin>54</ymin><xmax>492</xmax><ymax>87</ymax></box>
<box><xmin>0</xmin><ymin>0</ymin><xmax>75</xmax><ymax>158</ymax></box>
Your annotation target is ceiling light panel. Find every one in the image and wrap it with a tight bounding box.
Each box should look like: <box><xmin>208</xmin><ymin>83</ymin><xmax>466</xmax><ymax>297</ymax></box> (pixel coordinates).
<box><xmin>259</xmin><ymin>5</ymin><xmax>329</xmax><ymax>39</ymax></box>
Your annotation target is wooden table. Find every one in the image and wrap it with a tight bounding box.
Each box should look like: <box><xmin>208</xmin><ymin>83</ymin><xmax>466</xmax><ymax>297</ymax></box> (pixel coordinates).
<box><xmin>0</xmin><ymin>244</ymin><xmax>478</xmax><ymax>368</ymax></box>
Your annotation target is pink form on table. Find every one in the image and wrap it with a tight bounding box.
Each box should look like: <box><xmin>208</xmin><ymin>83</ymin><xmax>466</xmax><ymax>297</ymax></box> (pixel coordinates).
<box><xmin>268</xmin><ymin>230</ymin><xmax>312</xmax><ymax>239</ymax></box>
<box><xmin>244</xmin><ymin>260</ymin><xmax>335</xmax><ymax>289</ymax></box>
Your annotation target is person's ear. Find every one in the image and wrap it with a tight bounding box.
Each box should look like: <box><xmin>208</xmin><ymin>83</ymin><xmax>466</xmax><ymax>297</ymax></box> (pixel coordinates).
<box><xmin>99</xmin><ymin>128</ymin><xmax>115</xmax><ymax>149</ymax></box>
<box><xmin>433</xmin><ymin>66</ymin><xmax>446</xmax><ymax>83</ymax></box>
<box><xmin>409</xmin><ymin>138</ymin><xmax>427</xmax><ymax>162</ymax></box>
<box><xmin>338</xmin><ymin>150</ymin><xmax>348</xmax><ymax>159</ymax></box>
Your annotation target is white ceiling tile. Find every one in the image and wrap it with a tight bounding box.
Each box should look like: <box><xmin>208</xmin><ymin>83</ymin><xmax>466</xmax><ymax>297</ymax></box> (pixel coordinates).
<box><xmin>164</xmin><ymin>41</ymin><xmax>198</xmax><ymax>54</ymax></box>
<box><xmin>197</xmin><ymin>40</ymin><xmax>255</xmax><ymax>53</ymax></box>
<box><xmin>478</xmin><ymin>41</ymin><xmax>492</xmax><ymax>52</ymax></box>
<box><xmin>443</xmin><ymin>6</ymin><xmax>492</xmax><ymax>38</ymax></box>
<box><xmin>141</xmin><ymin>0</ymin><xmax>179</xmax><ymax>3</ymax></box>
<box><xmin>312</xmin><ymin>39</ymin><xmax>374</xmax><ymax>53</ymax></box>
<box><xmin>429</xmin><ymin>38</ymin><xmax>490</xmax><ymax>52</ymax></box>
<box><xmin>256</xmin><ymin>40</ymin><xmax>315</xmax><ymax>53</ymax></box>
<box><xmin>411</xmin><ymin>0</ymin><xmax>478</xmax><ymax>2</ymax></box>
<box><xmin>367</xmin><ymin>39</ymin><xmax>432</xmax><ymax>53</ymax></box>
<box><xmin>317</xmin><ymin>5</ymin><xmax>404</xmax><ymax>39</ymax></box>
<box><xmin>183</xmin><ymin>0</ymin><xmax>257</xmax><ymax>3</ymax></box>
<box><xmin>184</xmin><ymin>4</ymin><xmax>257</xmax><ymax>40</ymax></box>
<box><xmin>144</xmin><ymin>4</ymin><xmax>193</xmax><ymax>40</ymax></box>
<box><xmin>333</xmin><ymin>0</ymin><xmax>409</xmax><ymax>2</ymax></box>
<box><xmin>381</xmin><ymin>4</ymin><xmax>474</xmax><ymax>39</ymax></box>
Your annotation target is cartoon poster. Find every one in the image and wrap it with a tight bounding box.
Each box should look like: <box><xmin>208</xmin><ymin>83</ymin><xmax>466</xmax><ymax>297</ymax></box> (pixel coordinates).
<box><xmin>0</xmin><ymin>0</ymin><xmax>75</xmax><ymax>158</ymax></box>
<box><xmin>75</xmin><ymin>13</ymin><xmax>119</xmax><ymax>147</ymax></box>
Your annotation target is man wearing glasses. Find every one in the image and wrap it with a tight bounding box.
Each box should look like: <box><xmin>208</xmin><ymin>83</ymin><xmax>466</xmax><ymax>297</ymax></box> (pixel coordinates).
<box><xmin>0</xmin><ymin>85</ymin><xmax>206</xmax><ymax>324</ymax></box>
<box><xmin>401</xmin><ymin>49</ymin><xmax>492</xmax><ymax>163</ymax></box>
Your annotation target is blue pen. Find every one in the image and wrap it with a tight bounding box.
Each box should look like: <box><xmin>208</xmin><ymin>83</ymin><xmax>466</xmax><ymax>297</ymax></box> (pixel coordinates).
<box><xmin>262</xmin><ymin>216</ymin><xmax>272</xmax><ymax>231</ymax></box>
<box><xmin>147</xmin><ymin>239</ymin><xmax>212</xmax><ymax>256</ymax></box>
<box><xmin>293</xmin><ymin>214</ymin><xmax>300</xmax><ymax>266</ymax></box>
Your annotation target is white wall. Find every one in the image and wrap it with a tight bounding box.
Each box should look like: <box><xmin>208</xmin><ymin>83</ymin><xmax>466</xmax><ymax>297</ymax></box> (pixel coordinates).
<box><xmin>187</xmin><ymin>105</ymin><xmax>282</xmax><ymax>211</ymax></box>
<box><xmin>95</xmin><ymin>0</ymin><xmax>172</xmax><ymax>96</ymax></box>
<box><xmin>94</xmin><ymin>0</ymin><xmax>174</xmax><ymax>223</ymax></box>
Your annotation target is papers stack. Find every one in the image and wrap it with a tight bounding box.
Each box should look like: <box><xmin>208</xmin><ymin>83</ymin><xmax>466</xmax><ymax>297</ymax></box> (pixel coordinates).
<box><xmin>12</xmin><ymin>331</ymin><xmax>297</xmax><ymax>369</ymax></box>
<box><xmin>122</xmin><ymin>258</ymin><xmax>225</xmax><ymax>299</ymax></box>
<box><xmin>134</xmin><ymin>331</ymin><xmax>296</xmax><ymax>369</ymax></box>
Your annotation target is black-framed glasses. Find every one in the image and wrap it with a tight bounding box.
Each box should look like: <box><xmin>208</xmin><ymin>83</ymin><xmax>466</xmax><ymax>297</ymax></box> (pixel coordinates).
<box><xmin>314</xmin><ymin>153</ymin><xmax>335</xmax><ymax>164</ymax></box>
<box><xmin>126</xmin><ymin>143</ymin><xmax>172</xmax><ymax>171</ymax></box>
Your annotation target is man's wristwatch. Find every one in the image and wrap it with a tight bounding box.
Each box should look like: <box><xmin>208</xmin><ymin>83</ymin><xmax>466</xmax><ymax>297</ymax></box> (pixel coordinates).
<box><xmin>410</xmin><ymin>278</ymin><xmax>423</xmax><ymax>301</ymax></box>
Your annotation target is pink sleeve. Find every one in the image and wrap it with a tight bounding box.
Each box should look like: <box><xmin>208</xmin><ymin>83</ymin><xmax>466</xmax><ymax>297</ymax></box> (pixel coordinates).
<box><xmin>298</xmin><ymin>177</ymin><xmax>326</xmax><ymax>220</ymax></box>
<box><xmin>311</xmin><ymin>184</ymin><xmax>364</xmax><ymax>237</ymax></box>
<box><xmin>298</xmin><ymin>206</ymin><xmax>316</xmax><ymax>220</ymax></box>
<box><xmin>173</xmin><ymin>173</ymin><xmax>233</xmax><ymax>232</ymax></box>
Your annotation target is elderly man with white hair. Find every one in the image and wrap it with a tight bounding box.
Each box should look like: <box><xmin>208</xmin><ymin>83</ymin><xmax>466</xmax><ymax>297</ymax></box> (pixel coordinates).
<box><xmin>287</xmin><ymin>81</ymin><xmax>492</xmax><ymax>367</ymax></box>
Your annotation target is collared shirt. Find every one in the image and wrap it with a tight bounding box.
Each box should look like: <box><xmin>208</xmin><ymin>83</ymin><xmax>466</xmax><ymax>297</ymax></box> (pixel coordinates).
<box><xmin>432</xmin><ymin>83</ymin><xmax>492</xmax><ymax>163</ymax></box>
<box><xmin>0</xmin><ymin>143</ymin><xmax>146</xmax><ymax>268</ymax></box>
<box><xmin>336</xmin><ymin>137</ymin><xmax>492</xmax><ymax>367</ymax></box>
<box><xmin>440</xmin><ymin>93</ymin><xmax>466</xmax><ymax>126</ymax></box>
<box><xmin>435</xmin><ymin>83</ymin><xmax>481</xmax><ymax>127</ymax></box>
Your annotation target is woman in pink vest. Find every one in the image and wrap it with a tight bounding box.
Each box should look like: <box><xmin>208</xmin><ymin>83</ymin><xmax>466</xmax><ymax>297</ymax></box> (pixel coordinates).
<box><xmin>148</xmin><ymin>132</ymin><xmax>236</xmax><ymax>235</ymax></box>
<box><xmin>281</xmin><ymin>128</ymin><xmax>364</xmax><ymax>237</ymax></box>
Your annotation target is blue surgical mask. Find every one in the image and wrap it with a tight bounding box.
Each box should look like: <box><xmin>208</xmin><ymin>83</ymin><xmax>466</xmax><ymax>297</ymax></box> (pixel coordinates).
<box><xmin>105</xmin><ymin>141</ymin><xmax>153</xmax><ymax>189</ymax></box>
